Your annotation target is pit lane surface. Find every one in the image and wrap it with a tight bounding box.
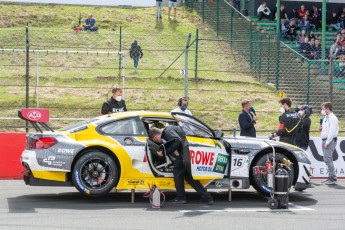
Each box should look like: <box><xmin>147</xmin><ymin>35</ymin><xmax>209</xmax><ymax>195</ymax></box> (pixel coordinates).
<box><xmin>0</xmin><ymin>180</ymin><xmax>344</xmax><ymax>230</ymax></box>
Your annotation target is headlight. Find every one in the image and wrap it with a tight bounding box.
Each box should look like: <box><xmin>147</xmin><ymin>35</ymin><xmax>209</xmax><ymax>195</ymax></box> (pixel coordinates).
<box><xmin>293</xmin><ymin>150</ymin><xmax>311</xmax><ymax>164</ymax></box>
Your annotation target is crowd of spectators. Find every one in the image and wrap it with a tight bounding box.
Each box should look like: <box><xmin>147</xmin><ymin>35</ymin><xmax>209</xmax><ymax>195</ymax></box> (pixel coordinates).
<box><xmin>256</xmin><ymin>2</ymin><xmax>345</xmax><ymax>62</ymax></box>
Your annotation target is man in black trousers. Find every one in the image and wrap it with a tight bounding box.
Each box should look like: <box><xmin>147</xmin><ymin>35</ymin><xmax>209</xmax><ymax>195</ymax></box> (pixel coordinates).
<box><xmin>148</xmin><ymin>126</ymin><xmax>214</xmax><ymax>205</ymax></box>
<box><xmin>238</xmin><ymin>100</ymin><xmax>258</xmax><ymax>137</ymax></box>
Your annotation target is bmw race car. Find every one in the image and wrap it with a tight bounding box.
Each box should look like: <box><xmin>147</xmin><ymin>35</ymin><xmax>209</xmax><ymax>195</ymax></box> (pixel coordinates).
<box><xmin>21</xmin><ymin>111</ymin><xmax>312</xmax><ymax>196</ymax></box>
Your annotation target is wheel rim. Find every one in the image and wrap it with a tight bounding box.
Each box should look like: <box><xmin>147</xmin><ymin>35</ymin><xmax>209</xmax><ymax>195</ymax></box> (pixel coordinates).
<box><xmin>80</xmin><ymin>157</ymin><xmax>113</xmax><ymax>190</ymax></box>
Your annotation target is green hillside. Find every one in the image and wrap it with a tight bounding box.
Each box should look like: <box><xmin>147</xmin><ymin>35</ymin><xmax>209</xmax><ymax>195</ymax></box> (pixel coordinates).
<box><xmin>0</xmin><ymin>3</ymin><xmax>316</xmax><ymax>135</ymax></box>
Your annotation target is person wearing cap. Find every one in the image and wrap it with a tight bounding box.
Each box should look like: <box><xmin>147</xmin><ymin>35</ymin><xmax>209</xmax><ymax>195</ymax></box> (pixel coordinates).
<box><xmin>171</xmin><ymin>97</ymin><xmax>192</xmax><ymax>116</ymax></box>
<box><xmin>320</xmin><ymin>102</ymin><xmax>339</xmax><ymax>185</ymax></box>
<box><xmin>100</xmin><ymin>87</ymin><xmax>127</xmax><ymax>115</ymax></box>
<box><xmin>295</xmin><ymin>105</ymin><xmax>312</xmax><ymax>151</ymax></box>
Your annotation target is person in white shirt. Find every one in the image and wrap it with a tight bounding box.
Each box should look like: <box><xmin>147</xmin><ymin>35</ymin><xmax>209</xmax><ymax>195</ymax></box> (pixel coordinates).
<box><xmin>319</xmin><ymin>102</ymin><xmax>339</xmax><ymax>185</ymax></box>
<box><xmin>171</xmin><ymin>97</ymin><xmax>192</xmax><ymax>116</ymax></box>
<box><xmin>257</xmin><ymin>1</ymin><xmax>271</xmax><ymax>21</ymax></box>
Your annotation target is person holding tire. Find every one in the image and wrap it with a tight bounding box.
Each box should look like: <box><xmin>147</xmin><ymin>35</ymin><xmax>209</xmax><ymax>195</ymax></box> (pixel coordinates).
<box><xmin>149</xmin><ymin>126</ymin><xmax>214</xmax><ymax>205</ymax></box>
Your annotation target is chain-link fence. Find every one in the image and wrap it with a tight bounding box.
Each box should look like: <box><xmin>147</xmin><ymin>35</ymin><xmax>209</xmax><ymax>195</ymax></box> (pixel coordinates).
<box><xmin>1</xmin><ymin>2</ymin><xmax>344</xmax><ymax>134</ymax></box>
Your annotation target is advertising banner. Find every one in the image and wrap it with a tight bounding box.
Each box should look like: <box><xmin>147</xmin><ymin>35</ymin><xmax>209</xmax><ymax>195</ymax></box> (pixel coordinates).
<box><xmin>307</xmin><ymin>137</ymin><xmax>345</xmax><ymax>178</ymax></box>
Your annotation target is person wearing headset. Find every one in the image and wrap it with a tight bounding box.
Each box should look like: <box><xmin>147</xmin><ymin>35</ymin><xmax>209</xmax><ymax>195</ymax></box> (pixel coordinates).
<box><xmin>171</xmin><ymin>96</ymin><xmax>192</xmax><ymax>116</ymax></box>
<box><xmin>295</xmin><ymin>105</ymin><xmax>312</xmax><ymax>151</ymax></box>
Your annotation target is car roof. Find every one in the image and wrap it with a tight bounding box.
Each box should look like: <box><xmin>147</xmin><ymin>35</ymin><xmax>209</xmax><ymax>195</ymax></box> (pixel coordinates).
<box><xmin>101</xmin><ymin>111</ymin><xmax>173</xmax><ymax>119</ymax></box>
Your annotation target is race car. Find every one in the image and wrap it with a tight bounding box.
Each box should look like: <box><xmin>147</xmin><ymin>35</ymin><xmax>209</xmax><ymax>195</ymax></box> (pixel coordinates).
<box><xmin>20</xmin><ymin>111</ymin><xmax>312</xmax><ymax>196</ymax></box>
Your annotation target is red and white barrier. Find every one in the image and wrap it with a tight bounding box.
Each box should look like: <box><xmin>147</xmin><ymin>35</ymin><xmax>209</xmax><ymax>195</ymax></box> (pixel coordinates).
<box><xmin>0</xmin><ymin>132</ymin><xmax>26</xmax><ymax>179</ymax></box>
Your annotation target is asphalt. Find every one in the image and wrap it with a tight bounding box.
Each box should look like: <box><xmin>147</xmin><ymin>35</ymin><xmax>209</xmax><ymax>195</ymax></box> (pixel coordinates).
<box><xmin>0</xmin><ymin>179</ymin><xmax>344</xmax><ymax>230</ymax></box>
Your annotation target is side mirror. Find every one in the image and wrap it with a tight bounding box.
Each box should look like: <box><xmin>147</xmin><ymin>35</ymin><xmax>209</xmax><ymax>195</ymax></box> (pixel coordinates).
<box><xmin>214</xmin><ymin>130</ymin><xmax>224</xmax><ymax>139</ymax></box>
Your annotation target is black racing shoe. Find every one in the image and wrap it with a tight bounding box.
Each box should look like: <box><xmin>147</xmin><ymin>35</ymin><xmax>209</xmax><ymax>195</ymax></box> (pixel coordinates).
<box><xmin>170</xmin><ymin>198</ymin><xmax>187</xmax><ymax>204</ymax></box>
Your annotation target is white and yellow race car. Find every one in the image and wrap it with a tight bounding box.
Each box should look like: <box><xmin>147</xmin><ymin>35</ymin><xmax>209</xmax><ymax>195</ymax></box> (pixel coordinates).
<box><xmin>21</xmin><ymin>111</ymin><xmax>312</xmax><ymax>196</ymax></box>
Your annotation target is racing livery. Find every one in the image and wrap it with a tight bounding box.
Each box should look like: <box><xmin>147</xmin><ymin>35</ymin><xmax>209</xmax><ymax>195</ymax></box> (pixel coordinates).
<box><xmin>21</xmin><ymin>111</ymin><xmax>312</xmax><ymax>196</ymax></box>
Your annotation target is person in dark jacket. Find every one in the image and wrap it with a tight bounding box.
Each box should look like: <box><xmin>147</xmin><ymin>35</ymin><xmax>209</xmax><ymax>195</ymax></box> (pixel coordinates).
<box><xmin>129</xmin><ymin>40</ymin><xmax>143</xmax><ymax>72</ymax></box>
<box><xmin>100</xmin><ymin>87</ymin><xmax>127</xmax><ymax>115</ymax></box>
<box><xmin>148</xmin><ymin>126</ymin><xmax>214</xmax><ymax>205</ymax></box>
<box><xmin>273</xmin><ymin>98</ymin><xmax>301</xmax><ymax>146</ymax></box>
<box><xmin>295</xmin><ymin>105</ymin><xmax>312</xmax><ymax>150</ymax></box>
<box><xmin>238</xmin><ymin>100</ymin><xmax>258</xmax><ymax>137</ymax></box>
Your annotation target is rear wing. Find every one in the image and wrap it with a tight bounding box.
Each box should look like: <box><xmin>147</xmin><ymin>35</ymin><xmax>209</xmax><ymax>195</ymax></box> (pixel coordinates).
<box><xmin>18</xmin><ymin>108</ymin><xmax>54</xmax><ymax>133</ymax></box>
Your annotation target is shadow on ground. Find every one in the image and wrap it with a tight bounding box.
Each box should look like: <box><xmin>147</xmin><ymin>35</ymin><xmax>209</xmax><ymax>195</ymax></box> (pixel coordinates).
<box><xmin>7</xmin><ymin>189</ymin><xmax>317</xmax><ymax>215</ymax></box>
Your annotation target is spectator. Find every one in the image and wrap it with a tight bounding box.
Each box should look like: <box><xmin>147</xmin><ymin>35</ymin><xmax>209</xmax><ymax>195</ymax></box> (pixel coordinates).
<box><xmin>129</xmin><ymin>40</ymin><xmax>143</xmax><ymax>72</ymax></box>
<box><xmin>171</xmin><ymin>97</ymin><xmax>192</xmax><ymax>116</ymax></box>
<box><xmin>298</xmin><ymin>5</ymin><xmax>306</xmax><ymax>21</ymax></box>
<box><xmin>340</xmin><ymin>29</ymin><xmax>345</xmax><ymax>46</ymax></box>
<box><xmin>284</xmin><ymin>20</ymin><xmax>298</xmax><ymax>41</ymax></box>
<box><xmin>84</xmin><ymin>14</ymin><xmax>99</xmax><ymax>31</ymax></box>
<box><xmin>300</xmin><ymin>37</ymin><xmax>312</xmax><ymax>59</ymax></box>
<box><xmin>290</xmin><ymin>8</ymin><xmax>299</xmax><ymax>20</ymax></box>
<box><xmin>330</xmin><ymin>37</ymin><xmax>341</xmax><ymax>59</ymax></box>
<box><xmin>300</xmin><ymin>15</ymin><xmax>311</xmax><ymax>33</ymax></box>
<box><xmin>281</xmin><ymin>19</ymin><xmax>287</xmax><ymax>37</ymax></box>
<box><xmin>339</xmin><ymin>13</ymin><xmax>345</xmax><ymax>29</ymax></box>
<box><xmin>312</xmin><ymin>39</ymin><xmax>322</xmax><ymax>60</ymax></box>
<box><xmin>231</xmin><ymin>0</ymin><xmax>240</xmax><ymax>11</ymax></box>
<box><xmin>101</xmin><ymin>87</ymin><xmax>127</xmax><ymax>115</ymax></box>
<box><xmin>238</xmin><ymin>100</ymin><xmax>258</xmax><ymax>137</ymax></box>
<box><xmin>297</xmin><ymin>29</ymin><xmax>307</xmax><ymax>43</ymax></box>
<box><xmin>257</xmin><ymin>1</ymin><xmax>271</xmax><ymax>21</ymax></box>
<box><xmin>275</xmin><ymin>4</ymin><xmax>289</xmax><ymax>20</ymax></box>
<box><xmin>317</xmin><ymin>34</ymin><xmax>322</xmax><ymax>43</ymax></box>
<box><xmin>328</xmin><ymin>12</ymin><xmax>340</xmax><ymax>31</ymax></box>
<box><xmin>308</xmin><ymin>31</ymin><xmax>316</xmax><ymax>41</ymax></box>
<box><xmin>168</xmin><ymin>0</ymin><xmax>177</xmax><ymax>20</ymax></box>
<box><xmin>336</xmin><ymin>44</ymin><xmax>345</xmax><ymax>57</ymax></box>
<box><xmin>310</xmin><ymin>5</ymin><xmax>321</xmax><ymax>30</ymax></box>
<box><xmin>156</xmin><ymin>0</ymin><xmax>163</xmax><ymax>19</ymax></box>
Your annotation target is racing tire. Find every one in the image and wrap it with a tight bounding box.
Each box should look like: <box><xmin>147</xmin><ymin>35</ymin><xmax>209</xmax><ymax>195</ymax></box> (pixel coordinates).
<box><xmin>72</xmin><ymin>151</ymin><xmax>118</xmax><ymax>197</ymax></box>
<box><xmin>268</xmin><ymin>198</ymin><xmax>279</xmax><ymax>209</ymax></box>
<box><xmin>250</xmin><ymin>152</ymin><xmax>295</xmax><ymax>197</ymax></box>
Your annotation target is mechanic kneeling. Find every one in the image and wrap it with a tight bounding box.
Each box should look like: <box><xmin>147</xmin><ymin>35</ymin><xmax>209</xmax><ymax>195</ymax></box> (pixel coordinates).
<box><xmin>149</xmin><ymin>126</ymin><xmax>214</xmax><ymax>205</ymax></box>
<box><xmin>273</xmin><ymin>98</ymin><xmax>301</xmax><ymax>146</ymax></box>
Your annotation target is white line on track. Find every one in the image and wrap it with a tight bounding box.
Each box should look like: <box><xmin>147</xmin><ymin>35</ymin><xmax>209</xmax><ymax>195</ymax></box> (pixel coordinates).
<box><xmin>179</xmin><ymin>203</ymin><xmax>314</xmax><ymax>213</ymax></box>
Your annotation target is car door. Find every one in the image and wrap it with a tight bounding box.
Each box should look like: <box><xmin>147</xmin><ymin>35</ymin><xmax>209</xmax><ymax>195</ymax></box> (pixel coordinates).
<box><xmin>171</xmin><ymin>112</ymin><xmax>230</xmax><ymax>180</ymax></box>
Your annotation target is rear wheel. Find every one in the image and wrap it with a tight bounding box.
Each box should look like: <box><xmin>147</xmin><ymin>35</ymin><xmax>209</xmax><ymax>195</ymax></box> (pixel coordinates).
<box><xmin>72</xmin><ymin>151</ymin><xmax>118</xmax><ymax>196</ymax></box>
<box><xmin>250</xmin><ymin>152</ymin><xmax>295</xmax><ymax>196</ymax></box>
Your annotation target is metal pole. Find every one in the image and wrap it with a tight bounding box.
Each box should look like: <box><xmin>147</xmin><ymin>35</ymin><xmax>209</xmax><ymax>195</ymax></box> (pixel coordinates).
<box><xmin>329</xmin><ymin>59</ymin><xmax>333</xmax><ymax>103</ymax></box>
<box><xmin>195</xmin><ymin>28</ymin><xmax>199</xmax><ymax>78</ymax></box>
<box><xmin>119</xmin><ymin>26</ymin><xmax>122</xmax><ymax>78</ymax></box>
<box><xmin>36</xmin><ymin>49</ymin><xmax>39</xmax><ymax>108</ymax></box>
<box><xmin>185</xmin><ymin>33</ymin><xmax>192</xmax><ymax>98</ymax></box>
<box><xmin>202</xmin><ymin>0</ymin><xmax>205</xmax><ymax>23</ymax></box>
<box><xmin>250</xmin><ymin>21</ymin><xmax>253</xmax><ymax>69</ymax></box>
<box><xmin>321</xmin><ymin>0</ymin><xmax>326</xmax><ymax>61</ymax></box>
<box><xmin>307</xmin><ymin>61</ymin><xmax>311</xmax><ymax>105</ymax></box>
<box><xmin>241</xmin><ymin>0</ymin><xmax>247</xmax><ymax>15</ymax></box>
<box><xmin>122</xmin><ymin>53</ymin><xmax>125</xmax><ymax>99</ymax></box>
<box><xmin>267</xmin><ymin>34</ymin><xmax>271</xmax><ymax>82</ymax></box>
<box><xmin>230</xmin><ymin>6</ymin><xmax>234</xmax><ymax>47</ymax></box>
<box><xmin>216</xmin><ymin>0</ymin><xmax>219</xmax><ymax>36</ymax></box>
<box><xmin>25</xmin><ymin>23</ymin><xmax>29</xmax><ymax>132</ymax></box>
<box><xmin>276</xmin><ymin>38</ymin><xmax>281</xmax><ymax>90</ymax></box>
<box><xmin>276</xmin><ymin>0</ymin><xmax>281</xmax><ymax>41</ymax></box>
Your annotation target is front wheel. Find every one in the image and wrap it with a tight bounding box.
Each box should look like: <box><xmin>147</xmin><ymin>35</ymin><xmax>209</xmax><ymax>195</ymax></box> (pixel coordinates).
<box><xmin>250</xmin><ymin>152</ymin><xmax>295</xmax><ymax>196</ymax></box>
<box><xmin>72</xmin><ymin>151</ymin><xmax>118</xmax><ymax>196</ymax></box>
